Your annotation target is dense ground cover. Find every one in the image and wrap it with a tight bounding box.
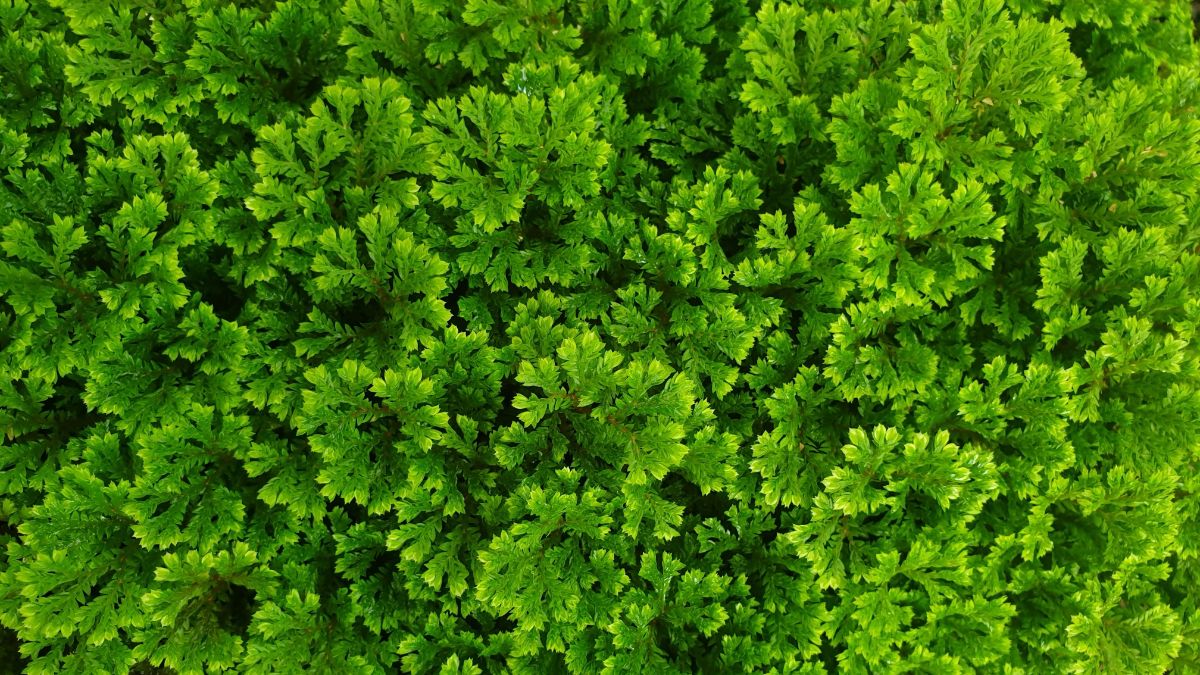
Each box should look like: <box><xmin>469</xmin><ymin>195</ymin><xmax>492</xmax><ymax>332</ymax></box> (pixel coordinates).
<box><xmin>2</xmin><ymin>0</ymin><xmax>1200</xmax><ymax>672</ymax></box>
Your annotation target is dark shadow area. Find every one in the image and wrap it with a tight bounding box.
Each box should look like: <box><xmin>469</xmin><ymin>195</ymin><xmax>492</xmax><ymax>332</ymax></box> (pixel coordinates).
<box><xmin>181</xmin><ymin>248</ymin><xmax>246</xmax><ymax>322</ymax></box>
<box><xmin>0</xmin><ymin>626</ymin><xmax>28</xmax><ymax>674</ymax></box>
<box><xmin>214</xmin><ymin>583</ymin><xmax>257</xmax><ymax>636</ymax></box>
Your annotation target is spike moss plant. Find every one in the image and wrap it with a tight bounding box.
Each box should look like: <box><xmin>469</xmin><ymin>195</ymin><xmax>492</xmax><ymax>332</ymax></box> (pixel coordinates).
<box><xmin>3</xmin><ymin>0</ymin><xmax>1200</xmax><ymax>672</ymax></box>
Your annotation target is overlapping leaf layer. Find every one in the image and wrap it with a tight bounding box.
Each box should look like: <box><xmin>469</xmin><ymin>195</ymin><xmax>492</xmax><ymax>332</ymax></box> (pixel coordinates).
<box><xmin>2</xmin><ymin>0</ymin><xmax>1200</xmax><ymax>672</ymax></box>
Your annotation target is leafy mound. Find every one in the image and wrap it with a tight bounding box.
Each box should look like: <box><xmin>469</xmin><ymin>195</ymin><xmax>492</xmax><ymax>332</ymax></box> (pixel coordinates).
<box><xmin>2</xmin><ymin>0</ymin><xmax>1200</xmax><ymax>672</ymax></box>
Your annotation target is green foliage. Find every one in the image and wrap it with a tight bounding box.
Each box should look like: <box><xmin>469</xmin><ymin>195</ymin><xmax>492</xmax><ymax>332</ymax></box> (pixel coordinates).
<box><xmin>2</xmin><ymin>0</ymin><xmax>1199</xmax><ymax>672</ymax></box>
